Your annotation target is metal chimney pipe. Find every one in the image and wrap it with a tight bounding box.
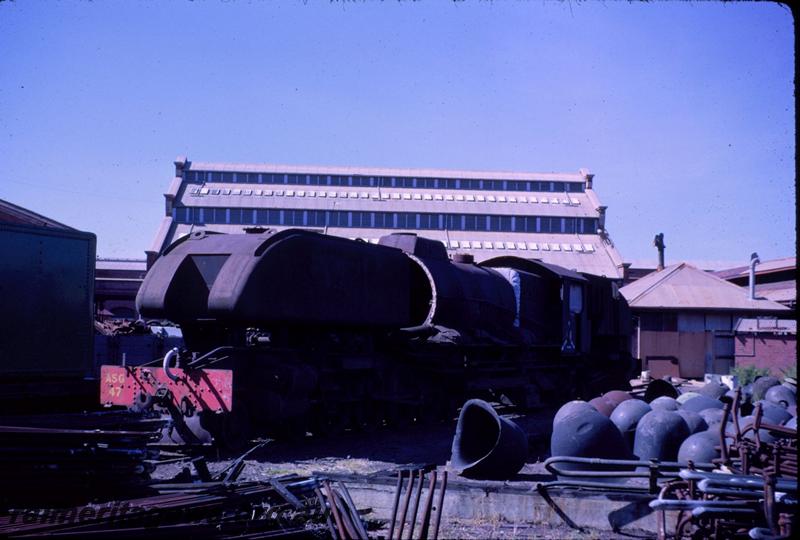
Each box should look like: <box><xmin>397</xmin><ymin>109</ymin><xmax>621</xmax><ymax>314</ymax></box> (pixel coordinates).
<box><xmin>654</xmin><ymin>233</ymin><xmax>666</xmax><ymax>271</ymax></box>
<box><xmin>749</xmin><ymin>252</ymin><xmax>760</xmax><ymax>300</ymax></box>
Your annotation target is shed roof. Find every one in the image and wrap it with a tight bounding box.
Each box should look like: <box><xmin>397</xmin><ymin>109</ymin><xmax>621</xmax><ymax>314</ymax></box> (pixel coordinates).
<box><xmin>0</xmin><ymin>198</ymin><xmax>73</xmax><ymax>230</ymax></box>
<box><xmin>619</xmin><ymin>263</ymin><xmax>790</xmax><ymax>312</ymax></box>
<box><xmin>714</xmin><ymin>256</ymin><xmax>796</xmax><ymax>280</ymax></box>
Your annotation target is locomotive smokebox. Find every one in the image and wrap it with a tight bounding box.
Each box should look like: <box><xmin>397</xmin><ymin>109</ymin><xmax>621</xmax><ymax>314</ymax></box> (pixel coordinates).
<box><xmin>450</xmin><ymin>399</ymin><xmax>528</xmax><ymax>480</ymax></box>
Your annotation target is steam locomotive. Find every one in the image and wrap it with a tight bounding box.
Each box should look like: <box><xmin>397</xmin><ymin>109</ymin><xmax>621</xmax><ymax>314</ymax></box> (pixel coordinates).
<box><xmin>101</xmin><ymin>228</ymin><xmax>633</xmax><ymax>447</ymax></box>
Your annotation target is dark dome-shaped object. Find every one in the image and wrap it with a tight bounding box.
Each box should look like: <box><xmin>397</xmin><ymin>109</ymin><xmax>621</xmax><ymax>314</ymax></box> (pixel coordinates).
<box><xmin>699</xmin><ymin>408</ymin><xmax>730</xmax><ymax>427</ymax></box>
<box><xmin>697</xmin><ymin>382</ymin><xmax>729</xmax><ymax>400</ymax></box>
<box><xmin>682</xmin><ymin>395</ymin><xmax>724</xmax><ymax>413</ymax></box>
<box><xmin>765</xmin><ymin>385</ymin><xmax>796</xmax><ymax>408</ymax></box>
<box><xmin>610</xmin><ymin>399</ymin><xmax>652</xmax><ymax>448</ymax></box>
<box><xmin>752</xmin><ymin>376</ymin><xmax>780</xmax><ymax>401</ymax></box>
<box><xmin>678</xmin><ymin>430</ymin><xmax>720</xmax><ymax>464</ymax></box>
<box><xmin>756</xmin><ymin>400</ymin><xmax>792</xmax><ymax>425</ymax></box>
<box><xmin>650</xmin><ymin>396</ymin><xmax>680</xmax><ymax>411</ymax></box>
<box><xmin>677</xmin><ymin>410</ymin><xmax>708</xmax><ymax>434</ymax></box>
<box><xmin>603</xmin><ymin>390</ymin><xmax>633</xmax><ymax>409</ymax></box>
<box><xmin>553</xmin><ymin>400</ymin><xmax>597</xmax><ymax>427</ymax></box>
<box><xmin>644</xmin><ymin>379</ymin><xmax>679</xmax><ymax>403</ymax></box>
<box><xmin>551</xmin><ymin>409</ymin><xmax>631</xmax><ymax>478</ymax></box>
<box><xmin>589</xmin><ymin>396</ymin><xmax>616</xmax><ymax>417</ymax></box>
<box><xmin>677</xmin><ymin>392</ymin><xmax>701</xmax><ymax>405</ymax></box>
<box><xmin>633</xmin><ymin>410</ymin><xmax>691</xmax><ymax>462</ymax></box>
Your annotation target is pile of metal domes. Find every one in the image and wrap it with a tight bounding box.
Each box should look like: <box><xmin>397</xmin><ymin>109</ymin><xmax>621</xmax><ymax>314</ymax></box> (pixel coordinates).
<box><xmin>551</xmin><ymin>375</ymin><xmax>797</xmax><ymax>468</ymax></box>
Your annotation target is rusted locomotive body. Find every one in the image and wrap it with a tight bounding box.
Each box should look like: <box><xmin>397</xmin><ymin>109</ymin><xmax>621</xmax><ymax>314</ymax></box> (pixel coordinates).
<box><xmin>101</xmin><ymin>228</ymin><xmax>633</xmax><ymax>446</ymax></box>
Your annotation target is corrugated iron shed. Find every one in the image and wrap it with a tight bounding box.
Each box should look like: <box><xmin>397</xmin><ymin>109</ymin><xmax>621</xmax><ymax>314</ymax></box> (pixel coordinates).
<box><xmin>619</xmin><ymin>263</ymin><xmax>790</xmax><ymax>312</ymax></box>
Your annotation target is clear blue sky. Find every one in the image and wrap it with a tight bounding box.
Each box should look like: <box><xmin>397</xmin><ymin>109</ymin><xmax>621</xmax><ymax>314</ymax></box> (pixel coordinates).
<box><xmin>1</xmin><ymin>1</ymin><xmax>794</xmax><ymax>267</ymax></box>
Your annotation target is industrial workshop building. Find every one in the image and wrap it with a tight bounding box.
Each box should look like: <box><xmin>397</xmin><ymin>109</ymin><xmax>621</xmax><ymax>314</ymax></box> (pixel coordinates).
<box><xmin>148</xmin><ymin>157</ymin><xmax>626</xmax><ymax>278</ymax></box>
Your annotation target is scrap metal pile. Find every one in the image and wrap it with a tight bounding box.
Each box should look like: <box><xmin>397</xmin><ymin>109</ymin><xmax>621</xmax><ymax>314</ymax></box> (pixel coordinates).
<box><xmin>0</xmin><ymin>430</ymin><xmax>368</xmax><ymax>540</ymax></box>
<box><xmin>0</xmin><ymin>411</ymin><xmax>165</xmax><ymax>508</ymax></box>
<box><xmin>544</xmin><ymin>375</ymin><xmax>797</xmax><ymax>539</ymax></box>
<box><xmin>0</xmin><ymin>473</ymin><xmax>362</xmax><ymax>539</ymax></box>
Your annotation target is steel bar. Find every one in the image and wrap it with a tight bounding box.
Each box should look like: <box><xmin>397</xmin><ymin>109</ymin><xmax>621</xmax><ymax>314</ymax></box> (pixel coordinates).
<box><xmin>313</xmin><ymin>483</ymin><xmax>339</xmax><ymax>540</ymax></box>
<box><xmin>387</xmin><ymin>470</ymin><xmax>404</xmax><ymax>540</ymax></box>
<box><xmin>269</xmin><ymin>478</ymin><xmax>304</xmax><ymax>510</ymax></box>
<box><xmin>324</xmin><ymin>480</ymin><xmax>348</xmax><ymax>540</ymax></box>
<box><xmin>431</xmin><ymin>470</ymin><xmax>447</xmax><ymax>540</ymax></box>
<box><xmin>337</xmin><ymin>481</ymin><xmax>368</xmax><ymax>540</ymax></box>
<box><xmin>418</xmin><ymin>470</ymin><xmax>437</xmax><ymax>540</ymax></box>
<box><xmin>406</xmin><ymin>469</ymin><xmax>425</xmax><ymax>540</ymax></box>
<box><xmin>396</xmin><ymin>469</ymin><xmax>416</xmax><ymax>540</ymax></box>
<box><xmin>333</xmin><ymin>490</ymin><xmax>360</xmax><ymax>540</ymax></box>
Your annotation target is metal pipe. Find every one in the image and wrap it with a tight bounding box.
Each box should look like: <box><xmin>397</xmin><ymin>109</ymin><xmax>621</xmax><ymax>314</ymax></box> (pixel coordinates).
<box><xmin>407</xmin><ymin>469</ymin><xmax>424</xmax><ymax>540</ymax></box>
<box><xmin>691</xmin><ymin>506</ymin><xmax>758</xmax><ymax>518</ymax></box>
<box><xmin>540</xmin><ymin>480</ymin><xmax>654</xmax><ymax>493</ymax></box>
<box><xmin>419</xmin><ymin>470</ymin><xmax>437</xmax><ymax>540</ymax></box>
<box><xmin>545</xmin><ymin>456</ymin><xmax>715</xmax><ymax>478</ymax></box>
<box><xmin>396</xmin><ymin>470</ymin><xmax>415</xmax><ymax>540</ymax></box>
<box><xmin>682</xmin><ymin>471</ymin><xmax>797</xmax><ymax>493</ymax></box>
<box><xmin>431</xmin><ymin>470</ymin><xmax>447</xmax><ymax>540</ymax></box>
<box><xmin>324</xmin><ymin>480</ymin><xmax>348</xmax><ymax>540</ymax></box>
<box><xmin>314</xmin><ymin>483</ymin><xmax>339</xmax><ymax>540</ymax></box>
<box><xmin>387</xmin><ymin>470</ymin><xmax>404</xmax><ymax>540</ymax></box>
<box><xmin>650</xmin><ymin>499</ymin><xmax>757</xmax><ymax>510</ymax></box>
<box><xmin>337</xmin><ymin>481</ymin><xmax>368</xmax><ymax>540</ymax></box>
<box><xmin>749</xmin><ymin>252</ymin><xmax>760</xmax><ymax>300</ymax></box>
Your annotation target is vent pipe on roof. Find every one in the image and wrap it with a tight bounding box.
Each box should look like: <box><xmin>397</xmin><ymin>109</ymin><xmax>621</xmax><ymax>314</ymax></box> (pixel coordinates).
<box><xmin>749</xmin><ymin>252</ymin><xmax>760</xmax><ymax>300</ymax></box>
<box><xmin>654</xmin><ymin>233</ymin><xmax>666</xmax><ymax>271</ymax></box>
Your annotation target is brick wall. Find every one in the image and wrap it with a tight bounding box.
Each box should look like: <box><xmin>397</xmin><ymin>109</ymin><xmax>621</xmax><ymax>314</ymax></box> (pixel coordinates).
<box><xmin>734</xmin><ymin>334</ymin><xmax>797</xmax><ymax>376</ymax></box>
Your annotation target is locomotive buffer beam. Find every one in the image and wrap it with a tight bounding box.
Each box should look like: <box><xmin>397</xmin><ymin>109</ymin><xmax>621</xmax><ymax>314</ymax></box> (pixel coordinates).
<box><xmin>100</xmin><ymin>365</ymin><xmax>233</xmax><ymax>415</ymax></box>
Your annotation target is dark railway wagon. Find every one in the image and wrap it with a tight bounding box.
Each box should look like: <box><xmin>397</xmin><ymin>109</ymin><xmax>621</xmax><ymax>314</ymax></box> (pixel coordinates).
<box><xmin>101</xmin><ymin>228</ymin><xmax>634</xmax><ymax>447</ymax></box>
<box><xmin>1</xmin><ymin>222</ymin><xmax>97</xmax><ymax>412</ymax></box>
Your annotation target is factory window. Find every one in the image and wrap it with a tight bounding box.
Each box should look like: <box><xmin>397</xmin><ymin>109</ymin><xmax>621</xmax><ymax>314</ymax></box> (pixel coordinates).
<box><xmin>199</xmin><ymin>171</ymin><xmax>588</xmax><ymax>193</ymax></box>
<box><xmin>175</xmin><ymin>207</ymin><xmax>598</xmax><ymax>236</ymax></box>
<box><xmin>186</xmin><ymin>170</ymin><xmax>204</xmax><ymax>183</ymax></box>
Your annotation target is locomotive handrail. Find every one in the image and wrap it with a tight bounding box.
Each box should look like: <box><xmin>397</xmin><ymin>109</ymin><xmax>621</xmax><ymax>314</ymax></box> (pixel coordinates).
<box><xmin>163</xmin><ymin>347</ymin><xmax>180</xmax><ymax>382</ymax></box>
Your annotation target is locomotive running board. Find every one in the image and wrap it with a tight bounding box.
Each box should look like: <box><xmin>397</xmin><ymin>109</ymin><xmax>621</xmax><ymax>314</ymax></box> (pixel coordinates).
<box><xmin>100</xmin><ymin>365</ymin><xmax>233</xmax><ymax>414</ymax></box>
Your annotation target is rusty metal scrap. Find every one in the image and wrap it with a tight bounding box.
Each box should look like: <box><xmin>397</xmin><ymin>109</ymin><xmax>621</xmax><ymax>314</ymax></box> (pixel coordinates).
<box><xmin>650</xmin><ymin>387</ymin><xmax>797</xmax><ymax>539</ymax></box>
<box><xmin>0</xmin><ymin>475</ymin><xmax>336</xmax><ymax>539</ymax></box>
<box><xmin>0</xmin><ymin>411</ymin><xmax>166</xmax><ymax>508</ymax></box>
<box><xmin>386</xmin><ymin>466</ymin><xmax>447</xmax><ymax>540</ymax></box>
